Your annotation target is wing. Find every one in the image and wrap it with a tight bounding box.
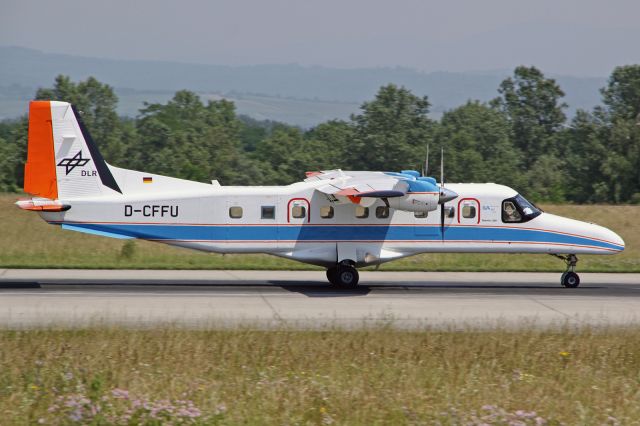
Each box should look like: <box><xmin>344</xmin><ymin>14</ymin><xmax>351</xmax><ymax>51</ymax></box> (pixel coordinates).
<box><xmin>305</xmin><ymin>170</ymin><xmax>409</xmax><ymax>205</ymax></box>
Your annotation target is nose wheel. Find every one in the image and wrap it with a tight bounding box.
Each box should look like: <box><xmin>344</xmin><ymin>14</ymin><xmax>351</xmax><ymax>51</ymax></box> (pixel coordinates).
<box><xmin>561</xmin><ymin>271</ymin><xmax>580</xmax><ymax>288</ymax></box>
<box><xmin>326</xmin><ymin>263</ymin><xmax>359</xmax><ymax>288</ymax></box>
<box><xmin>552</xmin><ymin>254</ymin><xmax>580</xmax><ymax>288</ymax></box>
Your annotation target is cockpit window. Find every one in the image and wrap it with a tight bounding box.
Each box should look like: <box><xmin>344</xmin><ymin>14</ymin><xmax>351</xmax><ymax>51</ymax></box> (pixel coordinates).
<box><xmin>502</xmin><ymin>201</ymin><xmax>522</xmax><ymax>222</ymax></box>
<box><xmin>502</xmin><ymin>194</ymin><xmax>541</xmax><ymax>223</ymax></box>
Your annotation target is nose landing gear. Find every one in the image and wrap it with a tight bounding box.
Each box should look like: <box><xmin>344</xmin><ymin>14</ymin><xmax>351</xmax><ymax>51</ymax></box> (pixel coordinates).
<box><xmin>326</xmin><ymin>261</ymin><xmax>359</xmax><ymax>288</ymax></box>
<box><xmin>551</xmin><ymin>254</ymin><xmax>580</xmax><ymax>288</ymax></box>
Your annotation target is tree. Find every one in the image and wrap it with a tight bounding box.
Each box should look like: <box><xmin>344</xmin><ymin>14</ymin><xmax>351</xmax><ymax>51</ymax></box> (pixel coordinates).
<box><xmin>0</xmin><ymin>118</ymin><xmax>28</xmax><ymax>191</ymax></box>
<box><xmin>600</xmin><ymin>118</ymin><xmax>640</xmax><ymax>203</ymax></box>
<box><xmin>304</xmin><ymin>120</ymin><xmax>355</xmax><ymax>171</ymax></box>
<box><xmin>601</xmin><ymin>65</ymin><xmax>640</xmax><ymax>122</ymax></box>
<box><xmin>433</xmin><ymin>101</ymin><xmax>523</xmax><ymax>187</ymax></box>
<box><xmin>35</xmin><ymin>75</ymin><xmax>129</xmax><ymax>165</ymax></box>
<box><xmin>0</xmin><ymin>136</ymin><xmax>20</xmax><ymax>192</ymax></box>
<box><xmin>494</xmin><ymin>66</ymin><xmax>567</xmax><ymax>167</ymax></box>
<box><xmin>254</xmin><ymin>128</ymin><xmax>309</xmax><ymax>184</ymax></box>
<box><xmin>351</xmin><ymin>84</ymin><xmax>433</xmax><ymax>171</ymax></box>
<box><xmin>563</xmin><ymin>110</ymin><xmax>609</xmax><ymax>203</ymax></box>
<box><xmin>135</xmin><ymin>91</ymin><xmax>264</xmax><ymax>185</ymax></box>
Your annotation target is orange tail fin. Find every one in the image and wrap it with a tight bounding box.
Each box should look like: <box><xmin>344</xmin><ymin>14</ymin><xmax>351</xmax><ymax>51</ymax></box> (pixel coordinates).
<box><xmin>24</xmin><ymin>101</ymin><xmax>58</xmax><ymax>200</ymax></box>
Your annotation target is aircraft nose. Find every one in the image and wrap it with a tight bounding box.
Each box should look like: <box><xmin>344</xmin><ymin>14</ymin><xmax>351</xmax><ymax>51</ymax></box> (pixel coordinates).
<box><xmin>439</xmin><ymin>187</ymin><xmax>458</xmax><ymax>204</ymax></box>
<box><xmin>608</xmin><ymin>229</ymin><xmax>625</xmax><ymax>251</ymax></box>
<box><xmin>591</xmin><ymin>222</ymin><xmax>625</xmax><ymax>252</ymax></box>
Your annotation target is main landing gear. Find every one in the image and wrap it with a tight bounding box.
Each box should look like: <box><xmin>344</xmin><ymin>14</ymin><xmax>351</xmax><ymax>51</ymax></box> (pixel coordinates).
<box><xmin>551</xmin><ymin>254</ymin><xmax>580</xmax><ymax>288</ymax></box>
<box><xmin>326</xmin><ymin>262</ymin><xmax>359</xmax><ymax>288</ymax></box>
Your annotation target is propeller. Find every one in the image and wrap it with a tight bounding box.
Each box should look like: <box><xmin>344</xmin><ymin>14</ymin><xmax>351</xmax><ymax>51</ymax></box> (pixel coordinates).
<box><xmin>440</xmin><ymin>147</ymin><xmax>445</xmax><ymax>240</ymax></box>
<box><xmin>438</xmin><ymin>147</ymin><xmax>459</xmax><ymax>241</ymax></box>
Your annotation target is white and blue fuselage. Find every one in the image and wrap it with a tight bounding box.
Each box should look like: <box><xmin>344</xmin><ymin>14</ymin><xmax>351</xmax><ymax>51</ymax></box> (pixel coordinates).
<box><xmin>40</xmin><ymin>176</ymin><xmax>624</xmax><ymax>268</ymax></box>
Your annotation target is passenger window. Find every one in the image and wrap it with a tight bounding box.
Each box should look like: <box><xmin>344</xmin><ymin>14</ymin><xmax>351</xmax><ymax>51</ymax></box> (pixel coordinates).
<box><xmin>414</xmin><ymin>211</ymin><xmax>428</xmax><ymax>218</ymax></box>
<box><xmin>320</xmin><ymin>206</ymin><xmax>334</xmax><ymax>219</ymax></box>
<box><xmin>355</xmin><ymin>206</ymin><xmax>369</xmax><ymax>218</ymax></box>
<box><xmin>462</xmin><ymin>205</ymin><xmax>476</xmax><ymax>219</ymax></box>
<box><xmin>261</xmin><ymin>206</ymin><xmax>275</xmax><ymax>219</ymax></box>
<box><xmin>229</xmin><ymin>206</ymin><xmax>243</xmax><ymax>219</ymax></box>
<box><xmin>291</xmin><ymin>205</ymin><xmax>306</xmax><ymax>219</ymax></box>
<box><xmin>446</xmin><ymin>207</ymin><xmax>455</xmax><ymax>218</ymax></box>
<box><xmin>502</xmin><ymin>201</ymin><xmax>522</xmax><ymax>222</ymax></box>
<box><xmin>376</xmin><ymin>206</ymin><xmax>389</xmax><ymax>219</ymax></box>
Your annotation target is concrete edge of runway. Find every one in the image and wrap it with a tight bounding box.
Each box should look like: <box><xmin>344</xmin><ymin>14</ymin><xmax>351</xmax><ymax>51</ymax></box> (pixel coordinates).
<box><xmin>1</xmin><ymin>269</ymin><xmax>639</xmax><ymax>283</ymax></box>
<box><xmin>1</xmin><ymin>270</ymin><xmax>639</xmax><ymax>330</ymax></box>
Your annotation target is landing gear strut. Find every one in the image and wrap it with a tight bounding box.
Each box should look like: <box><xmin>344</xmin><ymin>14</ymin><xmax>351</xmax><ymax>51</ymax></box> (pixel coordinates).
<box><xmin>551</xmin><ymin>254</ymin><xmax>580</xmax><ymax>288</ymax></box>
<box><xmin>326</xmin><ymin>262</ymin><xmax>359</xmax><ymax>288</ymax></box>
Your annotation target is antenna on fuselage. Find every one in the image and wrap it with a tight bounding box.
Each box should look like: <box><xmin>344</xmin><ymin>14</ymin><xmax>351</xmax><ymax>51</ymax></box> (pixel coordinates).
<box><xmin>440</xmin><ymin>146</ymin><xmax>444</xmax><ymax>188</ymax></box>
<box><xmin>422</xmin><ymin>144</ymin><xmax>429</xmax><ymax>177</ymax></box>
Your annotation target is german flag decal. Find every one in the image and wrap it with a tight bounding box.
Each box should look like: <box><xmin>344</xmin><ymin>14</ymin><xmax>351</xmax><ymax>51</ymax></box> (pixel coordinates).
<box><xmin>143</xmin><ymin>177</ymin><xmax>153</xmax><ymax>184</ymax></box>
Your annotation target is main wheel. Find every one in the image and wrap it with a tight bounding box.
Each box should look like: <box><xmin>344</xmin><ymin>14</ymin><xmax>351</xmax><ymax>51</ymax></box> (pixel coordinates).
<box><xmin>334</xmin><ymin>265</ymin><xmax>359</xmax><ymax>288</ymax></box>
<box><xmin>326</xmin><ymin>267</ymin><xmax>338</xmax><ymax>285</ymax></box>
<box><xmin>561</xmin><ymin>271</ymin><xmax>580</xmax><ymax>288</ymax></box>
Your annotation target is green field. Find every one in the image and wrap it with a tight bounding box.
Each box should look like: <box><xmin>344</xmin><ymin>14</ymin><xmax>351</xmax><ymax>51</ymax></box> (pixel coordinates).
<box><xmin>1</xmin><ymin>326</ymin><xmax>640</xmax><ymax>424</ymax></box>
<box><xmin>1</xmin><ymin>194</ymin><xmax>638</xmax><ymax>271</ymax></box>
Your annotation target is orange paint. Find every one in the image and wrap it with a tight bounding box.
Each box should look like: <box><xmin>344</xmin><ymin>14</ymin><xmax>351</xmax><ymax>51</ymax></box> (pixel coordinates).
<box><xmin>347</xmin><ymin>195</ymin><xmax>361</xmax><ymax>204</ymax></box>
<box><xmin>18</xmin><ymin>204</ymin><xmax>69</xmax><ymax>212</ymax></box>
<box><xmin>336</xmin><ymin>188</ymin><xmax>361</xmax><ymax>204</ymax></box>
<box><xmin>24</xmin><ymin>101</ymin><xmax>58</xmax><ymax>199</ymax></box>
<box><xmin>15</xmin><ymin>199</ymin><xmax>70</xmax><ymax>212</ymax></box>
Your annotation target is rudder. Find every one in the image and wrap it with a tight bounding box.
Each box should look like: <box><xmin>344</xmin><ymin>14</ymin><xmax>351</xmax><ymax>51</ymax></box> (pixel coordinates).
<box><xmin>24</xmin><ymin>101</ymin><xmax>58</xmax><ymax>199</ymax></box>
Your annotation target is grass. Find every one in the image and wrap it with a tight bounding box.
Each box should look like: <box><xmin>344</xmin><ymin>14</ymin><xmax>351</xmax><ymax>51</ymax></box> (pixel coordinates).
<box><xmin>1</xmin><ymin>194</ymin><xmax>638</xmax><ymax>271</ymax></box>
<box><xmin>1</xmin><ymin>326</ymin><xmax>640</xmax><ymax>424</ymax></box>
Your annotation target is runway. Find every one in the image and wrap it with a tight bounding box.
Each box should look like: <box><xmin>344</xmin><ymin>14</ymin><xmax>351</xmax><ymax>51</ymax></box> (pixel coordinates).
<box><xmin>1</xmin><ymin>269</ymin><xmax>639</xmax><ymax>328</ymax></box>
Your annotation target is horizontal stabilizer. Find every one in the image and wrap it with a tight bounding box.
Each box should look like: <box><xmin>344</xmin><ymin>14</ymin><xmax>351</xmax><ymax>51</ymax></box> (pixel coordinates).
<box><xmin>16</xmin><ymin>199</ymin><xmax>71</xmax><ymax>212</ymax></box>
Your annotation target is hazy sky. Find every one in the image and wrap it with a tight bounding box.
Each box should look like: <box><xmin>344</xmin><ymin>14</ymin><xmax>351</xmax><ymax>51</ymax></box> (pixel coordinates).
<box><xmin>2</xmin><ymin>0</ymin><xmax>639</xmax><ymax>76</ymax></box>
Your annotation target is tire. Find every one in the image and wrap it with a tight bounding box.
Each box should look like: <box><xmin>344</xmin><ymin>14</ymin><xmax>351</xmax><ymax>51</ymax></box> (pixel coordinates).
<box><xmin>326</xmin><ymin>267</ymin><xmax>338</xmax><ymax>285</ymax></box>
<box><xmin>334</xmin><ymin>266</ymin><xmax>359</xmax><ymax>288</ymax></box>
<box><xmin>560</xmin><ymin>272</ymin><xmax>567</xmax><ymax>286</ymax></box>
<box><xmin>562</xmin><ymin>271</ymin><xmax>580</xmax><ymax>288</ymax></box>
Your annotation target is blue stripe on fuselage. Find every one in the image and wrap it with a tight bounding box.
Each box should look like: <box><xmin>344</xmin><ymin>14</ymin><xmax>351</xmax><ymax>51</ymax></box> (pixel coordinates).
<box><xmin>59</xmin><ymin>223</ymin><xmax>623</xmax><ymax>251</ymax></box>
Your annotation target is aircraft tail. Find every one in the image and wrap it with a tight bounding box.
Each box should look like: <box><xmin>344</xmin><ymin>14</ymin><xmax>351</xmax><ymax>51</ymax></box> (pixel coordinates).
<box><xmin>24</xmin><ymin>100</ymin><xmax>122</xmax><ymax>200</ymax></box>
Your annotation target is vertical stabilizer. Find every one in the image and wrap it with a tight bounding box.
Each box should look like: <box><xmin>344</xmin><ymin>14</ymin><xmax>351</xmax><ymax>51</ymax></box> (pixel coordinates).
<box><xmin>24</xmin><ymin>101</ymin><xmax>122</xmax><ymax>200</ymax></box>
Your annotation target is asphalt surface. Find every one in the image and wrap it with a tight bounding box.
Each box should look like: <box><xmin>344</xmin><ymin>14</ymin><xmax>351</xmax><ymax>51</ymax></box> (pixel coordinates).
<box><xmin>0</xmin><ymin>269</ymin><xmax>639</xmax><ymax>328</ymax></box>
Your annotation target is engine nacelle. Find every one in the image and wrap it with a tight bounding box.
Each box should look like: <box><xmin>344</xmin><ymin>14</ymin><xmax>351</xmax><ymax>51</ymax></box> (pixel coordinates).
<box><xmin>388</xmin><ymin>193</ymin><xmax>439</xmax><ymax>213</ymax></box>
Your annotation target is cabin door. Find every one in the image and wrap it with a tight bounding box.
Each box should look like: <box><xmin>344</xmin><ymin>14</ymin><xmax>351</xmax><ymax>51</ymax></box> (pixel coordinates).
<box><xmin>286</xmin><ymin>198</ymin><xmax>310</xmax><ymax>224</ymax></box>
<box><xmin>281</xmin><ymin>198</ymin><xmax>310</xmax><ymax>246</ymax></box>
<box><xmin>225</xmin><ymin>198</ymin><xmax>244</xmax><ymax>243</ymax></box>
<box><xmin>457</xmin><ymin>198</ymin><xmax>480</xmax><ymax>226</ymax></box>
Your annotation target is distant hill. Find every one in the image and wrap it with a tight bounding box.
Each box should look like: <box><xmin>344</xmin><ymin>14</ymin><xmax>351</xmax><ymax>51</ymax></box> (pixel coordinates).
<box><xmin>0</xmin><ymin>46</ymin><xmax>607</xmax><ymax>126</ymax></box>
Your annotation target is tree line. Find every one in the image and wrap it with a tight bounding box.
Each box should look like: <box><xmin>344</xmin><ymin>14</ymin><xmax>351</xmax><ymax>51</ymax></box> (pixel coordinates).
<box><xmin>0</xmin><ymin>65</ymin><xmax>639</xmax><ymax>204</ymax></box>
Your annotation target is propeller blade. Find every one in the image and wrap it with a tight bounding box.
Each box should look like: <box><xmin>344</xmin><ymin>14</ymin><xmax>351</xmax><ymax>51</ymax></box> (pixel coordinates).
<box><xmin>440</xmin><ymin>203</ymin><xmax>445</xmax><ymax>241</ymax></box>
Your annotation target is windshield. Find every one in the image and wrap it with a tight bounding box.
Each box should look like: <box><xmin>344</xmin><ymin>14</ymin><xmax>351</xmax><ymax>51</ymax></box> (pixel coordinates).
<box><xmin>502</xmin><ymin>194</ymin><xmax>542</xmax><ymax>223</ymax></box>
